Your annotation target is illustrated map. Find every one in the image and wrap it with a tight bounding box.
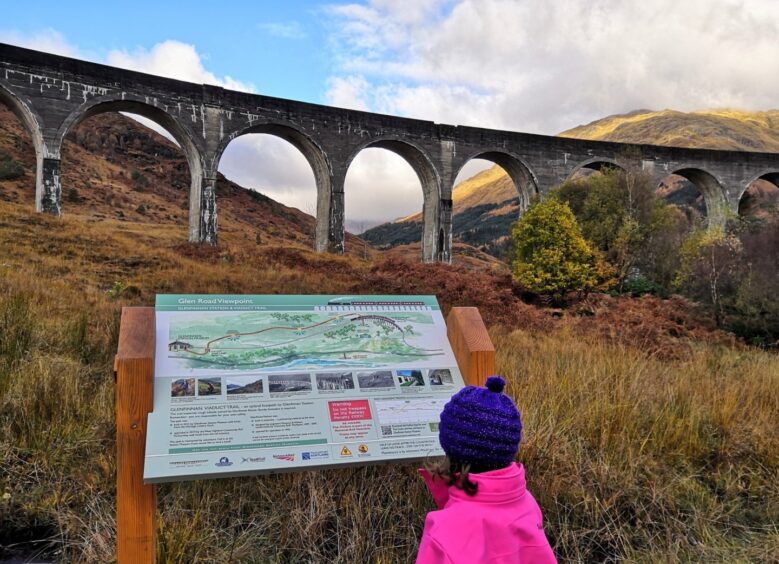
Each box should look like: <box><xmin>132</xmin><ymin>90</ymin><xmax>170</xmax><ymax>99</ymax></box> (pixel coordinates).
<box><xmin>165</xmin><ymin>310</ymin><xmax>445</xmax><ymax>372</ymax></box>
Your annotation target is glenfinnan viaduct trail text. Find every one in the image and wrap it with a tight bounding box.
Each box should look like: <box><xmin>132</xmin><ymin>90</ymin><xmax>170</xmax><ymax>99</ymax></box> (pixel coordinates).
<box><xmin>2</xmin><ymin>42</ymin><xmax>777</xmax><ymax>262</ymax></box>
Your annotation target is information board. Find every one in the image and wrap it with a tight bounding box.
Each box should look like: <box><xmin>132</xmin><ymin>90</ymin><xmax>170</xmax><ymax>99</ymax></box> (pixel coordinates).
<box><xmin>144</xmin><ymin>295</ymin><xmax>466</xmax><ymax>482</ymax></box>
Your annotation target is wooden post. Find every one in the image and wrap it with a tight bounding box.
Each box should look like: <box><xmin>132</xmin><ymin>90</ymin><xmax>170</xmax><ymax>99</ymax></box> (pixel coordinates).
<box><xmin>115</xmin><ymin>307</ymin><xmax>156</xmax><ymax>564</ymax></box>
<box><xmin>446</xmin><ymin>307</ymin><xmax>495</xmax><ymax>386</ymax></box>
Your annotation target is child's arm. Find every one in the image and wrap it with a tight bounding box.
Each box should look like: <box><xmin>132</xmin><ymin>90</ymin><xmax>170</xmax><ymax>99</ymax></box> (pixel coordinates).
<box><xmin>415</xmin><ymin>530</ymin><xmax>451</xmax><ymax>564</ymax></box>
<box><xmin>418</xmin><ymin>468</ymin><xmax>449</xmax><ymax>509</ymax></box>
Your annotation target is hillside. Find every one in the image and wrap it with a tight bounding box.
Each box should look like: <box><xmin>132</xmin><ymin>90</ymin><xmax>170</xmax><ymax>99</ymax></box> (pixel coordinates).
<box><xmin>1</xmin><ymin>156</ymin><xmax>776</xmax><ymax>563</ymax></box>
<box><xmin>560</xmin><ymin>108</ymin><xmax>779</xmax><ymax>151</ymax></box>
<box><xmin>363</xmin><ymin>108</ymin><xmax>779</xmax><ymax>256</ymax></box>
<box><xmin>363</xmin><ymin>165</ymin><xmax>520</xmax><ymax>257</ymax></box>
<box><xmin>0</xmin><ymin>105</ymin><xmax>368</xmax><ymax>254</ymax></box>
<box><xmin>1</xmin><ymin>102</ymin><xmax>777</xmax><ymax>562</ymax></box>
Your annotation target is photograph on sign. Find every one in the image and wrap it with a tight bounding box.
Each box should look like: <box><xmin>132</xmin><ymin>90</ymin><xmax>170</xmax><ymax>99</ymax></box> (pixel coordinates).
<box><xmin>144</xmin><ymin>295</ymin><xmax>466</xmax><ymax>482</ymax></box>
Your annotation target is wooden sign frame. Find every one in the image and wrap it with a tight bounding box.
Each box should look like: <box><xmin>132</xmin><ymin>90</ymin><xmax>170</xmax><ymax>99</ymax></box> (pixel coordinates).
<box><xmin>114</xmin><ymin>305</ymin><xmax>495</xmax><ymax>563</ymax></box>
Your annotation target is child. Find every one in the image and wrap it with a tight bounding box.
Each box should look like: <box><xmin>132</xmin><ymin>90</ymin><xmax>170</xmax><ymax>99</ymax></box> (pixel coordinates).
<box><xmin>417</xmin><ymin>376</ymin><xmax>556</xmax><ymax>563</ymax></box>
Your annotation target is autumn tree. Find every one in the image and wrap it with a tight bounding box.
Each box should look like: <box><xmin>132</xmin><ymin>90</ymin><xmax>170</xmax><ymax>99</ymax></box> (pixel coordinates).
<box><xmin>726</xmin><ymin>217</ymin><xmax>779</xmax><ymax>344</ymax></box>
<box><xmin>674</xmin><ymin>228</ymin><xmax>742</xmax><ymax>327</ymax></box>
<box><xmin>553</xmin><ymin>168</ymin><xmax>691</xmax><ymax>293</ymax></box>
<box><xmin>510</xmin><ymin>198</ymin><xmax>605</xmax><ymax>304</ymax></box>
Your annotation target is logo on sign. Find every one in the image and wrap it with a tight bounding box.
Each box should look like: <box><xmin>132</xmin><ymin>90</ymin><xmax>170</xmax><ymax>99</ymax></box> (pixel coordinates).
<box><xmin>302</xmin><ymin>450</ymin><xmax>329</xmax><ymax>461</ymax></box>
<box><xmin>241</xmin><ymin>456</ymin><xmax>266</xmax><ymax>464</ymax></box>
<box><xmin>340</xmin><ymin>446</ymin><xmax>353</xmax><ymax>457</ymax></box>
<box><xmin>273</xmin><ymin>454</ymin><xmax>295</xmax><ymax>462</ymax></box>
<box><xmin>215</xmin><ymin>456</ymin><xmax>233</xmax><ymax>467</ymax></box>
<box><xmin>358</xmin><ymin>444</ymin><xmax>369</xmax><ymax>454</ymax></box>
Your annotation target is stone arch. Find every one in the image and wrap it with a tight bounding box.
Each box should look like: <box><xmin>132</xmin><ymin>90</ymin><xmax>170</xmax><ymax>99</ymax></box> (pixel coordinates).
<box><xmin>55</xmin><ymin>96</ymin><xmax>206</xmax><ymax>241</ymax></box>
<box><xmin>214</xmin><ymin>122</ymin><xmax>332</xmax><ymax>252</ymax></box>
<box><xmin>454</xmin><ymin>149</ymin><xmax>539</xmax><ymax>213</ymax></box>
<box><xmin>567</xmin><ymin>157</ymin><xmax>625</xmax><ymax>180</ymax></box>
<box><xmin>738</xmin><ymin>170</ymin><xmax>779</xmax><ymax>217</ymax></box>
<box><xmin>344</xmin><ymin>137</ymin><xmax>441</xmax><ymax>262</ymax></box>
<box><xmin>0</xmin><ymin>80</ymin><xmax>45</xmax><ymax>156</ymax></box>
<box><xmin>663</xmin><ymin>167</ymin><xmax>729</xmax><ymax>228</ymax></box>
<box><xmin>0</xmin><ymin>80</ymin><xmax>49</xmax><ymax>211</ymax></box>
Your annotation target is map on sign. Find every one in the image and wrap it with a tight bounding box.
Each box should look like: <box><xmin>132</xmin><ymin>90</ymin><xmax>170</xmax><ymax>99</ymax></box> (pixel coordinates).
<box><xmin>375</xmin><ymin>398</ymin><xmax>449</xmax><ymax>425</ymax></box>
<box><xmin>145</xmin><ymin>295</ymin><xmax>466</xmax><ymax>483</ymax></box>
<box><xmin>165</xmin><ymin>310</ymin><xmax>443</xmax><ymax>372</ymax></box>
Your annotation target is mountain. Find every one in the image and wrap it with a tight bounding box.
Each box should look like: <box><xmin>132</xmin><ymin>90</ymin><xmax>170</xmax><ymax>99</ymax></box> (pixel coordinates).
<box><xmin>560</xmin><ymin>108</ymin><xmax>779</xmax><ymax>151</ymax></box>
<box><xmin>228</xmin><ymin>380</ymin><xmax>264</xmax><ymax>394</ymax></box>
<box><xmin>363</xmin><ymin>165</ymin><xmax>520</xmax><ymax>258</ymax></box>
<box><xmin>363</xmin><ymin>108</ymin><xmax>779</xmax><ymax>257</ymax></box>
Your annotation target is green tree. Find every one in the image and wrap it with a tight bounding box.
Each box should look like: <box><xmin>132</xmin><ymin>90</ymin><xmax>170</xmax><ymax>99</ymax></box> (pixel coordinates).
<box><xmin>642</xmin><ymin>201</ymin><xmax>691</xmax><ymax>289</ymax></box>
<box><xmin>510</xmin><ymin>198</ymin><xmax>604</xmax><ymax>303</ymax></box>
<box><xmin>553</xmin><ymin>168</ymin><xmax>691</xmax><ymax>294</ymax></box>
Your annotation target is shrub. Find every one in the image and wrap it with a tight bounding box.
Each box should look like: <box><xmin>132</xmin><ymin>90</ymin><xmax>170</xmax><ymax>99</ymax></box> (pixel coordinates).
<box><xmin>510</xmin><ymin>198</ymin><xmax>605</xmax><ymax>303</ymax></box>
<box><xmin>66</xmin><ymin>188</ymin><xmax>81</xmax><ymax>203</ymax></box>
<box><xmin>131</xmin><ymin>168</ymin><xmax>149</xmax><ymax>191</ymax></box>
<box><xmin>618</xmin><ymin>274</ymin><xmax>669</xmax><ymax>297</ymax></box>
<box><xmin>0</xmin><ymin>151</ymin><xmax>24</xmax><ymax>180</ymax></box>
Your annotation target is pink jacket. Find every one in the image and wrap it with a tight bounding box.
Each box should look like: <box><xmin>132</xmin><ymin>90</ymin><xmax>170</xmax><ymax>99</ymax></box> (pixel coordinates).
<box><xmin>416</xmin><ymin>463</ymin><xmax>556</xmax><ymax>564</ymax></box>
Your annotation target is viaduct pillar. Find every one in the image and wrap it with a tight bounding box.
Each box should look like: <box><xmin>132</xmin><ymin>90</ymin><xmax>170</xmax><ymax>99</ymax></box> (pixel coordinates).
<box><xmin>438</xmin><ymin>197</ymin><xmax>453</xmax><ymax>263</ymax></box>
<box><xmin>316</xmin><ymin>165</ymin><xmax>345</xmax><ymax>254</ymax></box>
<box><xmin>187</xmin><ymin>170</ymin><xmax>218</xmax><ymax>244</ymax></box>
<box><xmin>36</xmin><ymin>156</ymin><xmax>61</xmax><ymax>215</ymax></box>
<box><xmin>327</xmin><ymin>187</ymin><xmax>345</xmax><ymax>254</ymax></box>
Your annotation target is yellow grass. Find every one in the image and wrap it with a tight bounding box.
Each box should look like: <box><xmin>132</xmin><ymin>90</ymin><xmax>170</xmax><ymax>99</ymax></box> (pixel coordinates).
<box><xmin>560</xmin><ymin>108</ymin><xmax>779</xmax><ymax>153</ymax></box>
<box><xmin>0</xmin><ymin>198</ymin><xmax>777</xmax><ymax>562</ymax></box>
<box><xmin>559</xmin><ymin>109</ymin><xmax>669</xmax><ymax>140</ymax></box>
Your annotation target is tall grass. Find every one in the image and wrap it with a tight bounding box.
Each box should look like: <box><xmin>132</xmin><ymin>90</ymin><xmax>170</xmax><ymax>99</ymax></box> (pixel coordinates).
<box><xmin>494</xmin><ymin>328</ymin><xmax>778</xmax><ymax>562</ymax></box>
<box><xmin>0</xmin><ymin>200</ymin><xmax>777</xmax><ymax>562</ymax></box>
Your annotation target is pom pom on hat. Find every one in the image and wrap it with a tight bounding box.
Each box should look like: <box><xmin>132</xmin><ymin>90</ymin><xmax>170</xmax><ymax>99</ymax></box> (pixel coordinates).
<box><xmin>486</xmin><ymin>376</ymin><xmax>505</xmax><ymax>393</ymax></box>
<box><xmin>438</xmin><ymin>375</ymin><xmax>522</xmax><ymax>470</ymax></box>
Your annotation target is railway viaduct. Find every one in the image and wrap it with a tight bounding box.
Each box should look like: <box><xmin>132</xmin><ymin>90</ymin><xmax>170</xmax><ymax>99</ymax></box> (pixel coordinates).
<box><xmin>1</xmin><ymin>42</ymin><xmax>777</xmax><ymax>262</ymax></box>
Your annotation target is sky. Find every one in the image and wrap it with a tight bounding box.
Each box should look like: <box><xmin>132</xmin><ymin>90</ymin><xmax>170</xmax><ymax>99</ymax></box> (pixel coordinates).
<box><xmin>3</xmin><ymin>0</ymin><xmax>779</xmax><ymax>231</ymax></box>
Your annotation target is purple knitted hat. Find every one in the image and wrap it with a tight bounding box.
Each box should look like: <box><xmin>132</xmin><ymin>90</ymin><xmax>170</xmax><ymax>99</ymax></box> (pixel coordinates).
<box><xmin>438</xmin><ymin>376</ymin><xmax>522</xmax><ymax>470</ymax></box>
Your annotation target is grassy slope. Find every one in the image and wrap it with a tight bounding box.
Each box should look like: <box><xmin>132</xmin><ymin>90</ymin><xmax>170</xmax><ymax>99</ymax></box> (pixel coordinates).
<box><xmin>0</xmin><ymin>108</ymin><xmax>778</xmax><ymax>562</ymax></box>
<box><xmin>364</xmin><ymin>108</ymin><xmax>779</xmax><ymax>253</ymax></box>
<box><xmin>0</xmin><ymin>218</ymin><xmax>776</xmax><ymax>561</ymax></box>
<box><xmin>560</xmin><ymin>108</ymin><xmax>779</xmax><ymax>151</ymax></box>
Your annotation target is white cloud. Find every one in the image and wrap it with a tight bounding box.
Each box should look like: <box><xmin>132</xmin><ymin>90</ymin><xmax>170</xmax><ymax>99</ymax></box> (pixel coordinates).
<box><xmin>218</xmin><ymin>134</ymin><xmax>318</xmax><ymax>214</ymax></box>
<box><xmin>106</xmin><ymin>40</ymin><xmax>255</xmax><ymax>92</ymax></box>
<box><xmin>0</xmin><ymin>28</ymin><xmax>82</xmax><ymax>59</ymax></box>
<box><xmin>325</xmin><ymin>75</ymin><xmax>372</xmax><ymax>110</ymax></box>
<box><xmin>326</xmin><ymin>0</ymin><xmax>779</xmax><ymax>134</ymax></box>
<box><xmin>345</xmin><ymin>148</ymin><xmax>425</xmax><ymax>230</ymax></box>
<box><xmin>258</xmin><ymin>21</ymin><xmax>307</xmax><ymax>40</ymax></box>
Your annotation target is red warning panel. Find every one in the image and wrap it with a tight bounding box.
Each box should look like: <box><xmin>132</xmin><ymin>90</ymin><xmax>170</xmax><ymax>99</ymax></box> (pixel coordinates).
<box><xmin>328</xmin><ymin>399</ymin><xmax>372</xmax><ymax>422</ymax></box>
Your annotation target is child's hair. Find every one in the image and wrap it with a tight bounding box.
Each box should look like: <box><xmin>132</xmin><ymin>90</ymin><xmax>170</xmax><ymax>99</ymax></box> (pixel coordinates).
<box><xmin>425</xmin><ymin>457</ymin><xmax>485</xmax><ymax>496</ymax></box>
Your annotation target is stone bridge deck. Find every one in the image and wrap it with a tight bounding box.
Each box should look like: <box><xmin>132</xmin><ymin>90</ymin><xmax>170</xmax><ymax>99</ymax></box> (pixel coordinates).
<box><xmin>1</xmin><ymin>42</ymin><xmax>777</xmax><ymax>262</ymax></box>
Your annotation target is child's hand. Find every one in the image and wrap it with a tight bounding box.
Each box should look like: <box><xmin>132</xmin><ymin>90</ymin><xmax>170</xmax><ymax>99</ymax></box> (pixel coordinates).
<box><xmin>418</xmin><ymin>468</ymin><xmax>450</xmax><ymax>509</ymax></box>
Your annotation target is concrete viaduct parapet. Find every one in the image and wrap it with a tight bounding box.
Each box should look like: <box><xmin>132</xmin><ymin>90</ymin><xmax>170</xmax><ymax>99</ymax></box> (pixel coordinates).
<box><xmin>1</xmin><ymin>43</ymin><xmax>777</xmax><ymax>263</ymax></box>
